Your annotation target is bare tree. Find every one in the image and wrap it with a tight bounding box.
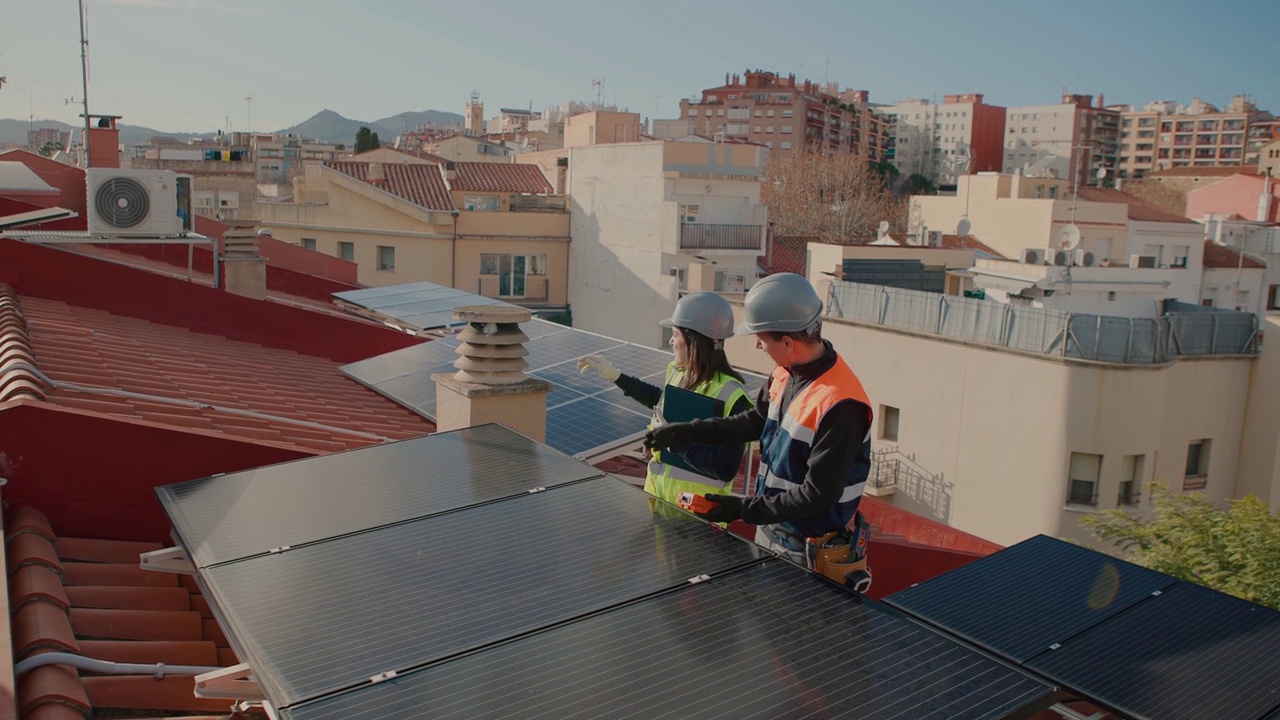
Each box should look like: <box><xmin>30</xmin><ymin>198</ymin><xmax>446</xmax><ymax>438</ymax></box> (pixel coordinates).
<box><xmin>763</xmin><ymin>149</ymin><xmax>904</xmax><ymax>243</ymax></box>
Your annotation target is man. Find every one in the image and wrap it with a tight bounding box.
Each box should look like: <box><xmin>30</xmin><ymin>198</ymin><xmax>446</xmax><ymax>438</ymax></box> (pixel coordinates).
<box><xmin>645</xmin><ymin>273</ymin><xmax>874</xmax><ymax>590</ymax></box>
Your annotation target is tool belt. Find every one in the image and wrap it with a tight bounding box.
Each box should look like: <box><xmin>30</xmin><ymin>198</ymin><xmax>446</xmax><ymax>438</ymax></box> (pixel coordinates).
<box><xmin>802</xmin><ymin>514</ymin><xmax>872</xmax><ymax>592</ymax></box>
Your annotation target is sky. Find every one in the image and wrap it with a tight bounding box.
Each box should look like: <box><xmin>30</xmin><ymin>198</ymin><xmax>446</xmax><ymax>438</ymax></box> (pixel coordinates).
<box><xmin>1</xmin><ymin>0</ymin><xmax>1277</xmax><ymax>134</ymax></box>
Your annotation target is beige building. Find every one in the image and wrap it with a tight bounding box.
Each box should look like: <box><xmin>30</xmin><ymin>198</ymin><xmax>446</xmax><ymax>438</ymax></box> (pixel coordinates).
<box><xmin>677</xmin><ymin>70</ymin><xmax>889</xmax><ymax>159</ymax></box>
<box><xmin>1259</xmin><ymin>137</ymin><xmax>1280</xmax><ymax>178</ymax></box>
<box><xmin>1116</xmin><ymin>95</ymin><xmax>1269</xmax><ymax>180</ymax></box>
<box><xmin>879</xmin><ymin>93</ymin><xmax>1009</xmax><ymax>185</ymax></box>
<box><xmin>913</xmin><ymin>173</ymin><xmax>1205</xmax><ymax>316</ymax></box>
<box><xmin>253</xmin><ymin>159</ymin><xmax>569</xmax><ymax>309</ymax></box>
<box><xmin>723</xmin><ymin>274</ymin><xmax>1279</xmax><ymax>549</ymax></box>
<box><xmin>424</xmin><ymin>134</ymin><xmax>515</xmax><ymax>163</ymax></box>
<box><xmin>1001</xmin><ymin>94</ymin><xmax>1120</xmax><ymax>188</ymax></box>
<box><xmin>566</xmin><ymin>139</ymin><xmax>768</xmax><ymax>348</ymax></box>
<box><xmin>564</xmin><ymin>111</ymin><xmax>644</xmax><ymax>148</ymax></box>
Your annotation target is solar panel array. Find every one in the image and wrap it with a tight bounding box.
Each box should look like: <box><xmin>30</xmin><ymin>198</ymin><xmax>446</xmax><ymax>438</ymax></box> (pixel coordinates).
<box><xmin>333</xmin><ymin>281</ymin><xmax>513</xmax><ymax>331</ymax></box>
<box><xmin>158</xmin><ymin>424</ymin><xmax>1054</xmax><ymax>720</ymax></box>
<box><xmin>886</xmin><ymin>534</ymin><xmax>1280</xmax><ymax>720</ymax></box>
<box><xmin>341</xmin><ymin>317</ymin><xmax>768</xmax><ymax>459</ymax></box>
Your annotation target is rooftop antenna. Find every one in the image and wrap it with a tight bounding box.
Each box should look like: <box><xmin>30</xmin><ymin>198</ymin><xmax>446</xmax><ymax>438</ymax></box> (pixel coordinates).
<box><xmin>815</xmin><ymin>54</ymin><xmax>841</xmax><ymax>86</ymax></box>
<box><xmin>592</xmin><ymin>77</ymin><xmax>604</xmax><ymax>107</ymax></box>
<box><xmin>244</xmin><ymin>95</ymin><xmax>254</xmax><ymax>136</ymax></box>
<box><xmin>77</xmin><ymin>0</ymin><xmax>91</xmax><ymax>167</ymax></box>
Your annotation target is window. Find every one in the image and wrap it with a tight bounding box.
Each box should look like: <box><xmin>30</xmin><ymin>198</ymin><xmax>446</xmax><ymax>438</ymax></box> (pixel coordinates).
<box><xmin>1119</xmin><ymin>455</ymin><xmax>1144</xmax><ymax>506</ymax></box>
<box><xmin>765</xmin><ymin>125</ymin><xmax>774</xmax><ymax>133</ymax></box>
<box><xmin>781</xmin><ymin>109</ymin><xmax>793</xmax><ymax>118</ymax></box>
<box><xmin>713</xmin><ymin>270</ymin><xmax>746</xmax><ymax>293</ymax></box>
<box><xmin>716</xmin><ymin>108</ymin><xmax>724</xmax><ymax>117</ymax></box>
<box><xmin>1048</xmin><ymin>187</ymin><xmax>1058</xmax><ymax>198</ymax></box>
<box><xmin>687</xmin><ymin>109</ymin><xmax>696</xmax><ymax>118</ymax></box>
<box><xmin>194</xmin><ymin>191</ymin><xmax>215</xmax><ymax>209</ymax></box>
<box><xmin>1184</xmin><ymin>439</ymin><xmax>1210</xmax><ymax>490</ymax></box>
<box><xmin>301</xmin><ymin>238</ymin><xmax>316</xmax><ymax>251</ymax></box>
<box><xmin>1267</xmin><ymin>285</ymin><xmax>1280</xmax><ymax>311</ymax></box>
<box><xmin>879</xmin><ymin>405</ymin><xmax>900</xmax><ymax>442</ymax></box>
<box><xmin>669</xmin><ymin>267</ymin><xmax>687</xmax><ymax>291</ymax></box>
<box><xmin>1171</xmin><ymin>245</ymin><xmax>1189</xmax><ymax>268</ymax></box>
<box><xmin>781</xmin><ymin>141</ymin><xmax>792</xmax><ymax>150</ymax></box>
<box><xmin>337</xmin><ymin>241</ymin><xmax>354</xmax><ymax>262</ymax></box>
<box><xmin>1067</xmin><ymin>452</ymin><xmax>1101</xmax><ymax>506</ymax></box>
<box><xmin>680</xmin><ymin>204</ymin><xmax>700</xmax><ymax>223</ymax></box>
<box><xmin>480</xmin><ymin>253</ymin><xmax>547</xmax><ymax>297</ymax></box>
<box><xmin>464</xmin><ymin>195</ymin><xmax>500</xmax><ymax>212</ymax></box>
<box><xmin>377</xmin><ymin>245</ymin><xmax>395</xmax><ymax>272</ymax></box>
<box><xmin>754</xmin><ymin>125</ymin><xmax>761</xmax><ymax>133</ymax></box>
<box><xmin>767</xmin><ymin>109</ymin><xmax>775</xmax><ymax>118</ymax></box>
<box><xmin>754</xmin><ymin>109</ymin><xmax>762</xmax><ymax>118</ymax></box>
<box><xmin>781</xmin><ymin>125</ymin><xmax>792</xmax><ymax>134</ymax></box>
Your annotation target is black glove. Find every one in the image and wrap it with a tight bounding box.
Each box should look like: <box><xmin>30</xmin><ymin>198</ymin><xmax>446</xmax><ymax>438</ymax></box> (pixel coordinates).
<box><xmin>696</xmin><ymin>493</ymin><xmax>744</xmax><ymax>524</ymax></box>
<box><xmin>644</xmin><ymin>423</ymin><xmax>695</xmax><ymax>452</ymax></box>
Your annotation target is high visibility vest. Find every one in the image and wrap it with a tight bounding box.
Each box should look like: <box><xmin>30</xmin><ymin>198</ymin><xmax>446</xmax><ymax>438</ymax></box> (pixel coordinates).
<box><xmin>645</xmin><ymin>362</ymin><xmax>749</xmax><ymax>504</ymax></box>
<box><xmin>757</xmin><ymin>355</ymin><xmax>872</xmax><ymax>538</ymax></box>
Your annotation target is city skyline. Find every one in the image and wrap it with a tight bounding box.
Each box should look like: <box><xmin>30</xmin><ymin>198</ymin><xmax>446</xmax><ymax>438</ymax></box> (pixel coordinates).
<box><xmin>1</xmin><ymin>0</ymin><xmax>1278</xmax><ymax>134</ymax></box>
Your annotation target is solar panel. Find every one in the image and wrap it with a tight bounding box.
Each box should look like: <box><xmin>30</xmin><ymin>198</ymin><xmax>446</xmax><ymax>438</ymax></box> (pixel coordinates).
<box><xmin>340</xmin><ymin>318</ymin><xmax>769</xmax><ymax>458</ymax></box>
<box><xmin>200</xmin><ymin>477</ymin><xmax>766</xmax><ymax>706</ymax></box>
<box><xmin>885</xmin><ymin>533</ymin><xmax>1176</xmax><ymax>663</ymax></box>
<box><xmin>1026</xmin><ymin>581</ymin><xmax>1280</xmax><ymax>720</ymax></box>
<box><xmin>333</xmin><ymin>281</ymin><xmax>516</xmax><ymax>331</ymax></box>
<box><xmin>157</xmin><ymin>424</ymin><xmax>602</xmax><ymax>568</ymax></box>
<box><xmin>280</xmin><ymin>562</ymin><xmax>1054</xmax><ymax>720</ymax></box>
<box><xmin>887</xmin><ymin>534</ymin><xmax>1280</xmax><ymax>720</ymax></box>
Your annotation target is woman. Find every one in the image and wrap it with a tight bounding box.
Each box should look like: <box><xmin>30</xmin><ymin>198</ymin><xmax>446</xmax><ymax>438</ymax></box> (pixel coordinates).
<box><xmin>578</xmin><ymin>292</ymin><xmax>752</xmax><ymax>506</ymax></box>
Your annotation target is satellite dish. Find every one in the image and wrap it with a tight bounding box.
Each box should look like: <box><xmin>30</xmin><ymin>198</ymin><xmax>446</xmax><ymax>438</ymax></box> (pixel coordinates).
<box><xmin>1096</xmin><ymin>166</ymin><xmax>1108</xmax><ymax>181</ymax></box>
<box><xmin>877</xmin><ymin>220</ymin><xmax>890</xmax><ymax>233</ymax></box>
<box><xmin>956</xmin><ymin>218</ymin><xmax>971</xmax><ymax>237</ymax></box>
<box><xmin>1057</xmin><ymin>223</ymin><xmax>1081</xmax><ymax>251</ymax></box>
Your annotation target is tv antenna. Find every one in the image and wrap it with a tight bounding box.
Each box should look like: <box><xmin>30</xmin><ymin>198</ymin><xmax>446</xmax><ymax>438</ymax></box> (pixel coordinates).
<box><xmin>244</xmin><ymin>95</ymin><xmax>254</xmax><ymax>135</ymax></box>
<box><xmin>815</xmin><ymin>54</ymin><xmax>841</xmax><ymax>86</ymax></box>
<box><xmin>591</xmin><ymin>77</ymin><xmax>604</xmax><ymax>107</ymax></box>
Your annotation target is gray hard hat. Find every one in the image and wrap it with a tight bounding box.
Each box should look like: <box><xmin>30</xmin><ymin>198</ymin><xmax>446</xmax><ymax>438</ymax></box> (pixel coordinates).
<box><xmin>659</xmin><ymin>292</ymin><xmax>735</xmax><ymax>341</ymax></box>
<box><xmin>736</xmin><ymin>273</ymin><xmax>823</xmax><ymax>335</ymax></box>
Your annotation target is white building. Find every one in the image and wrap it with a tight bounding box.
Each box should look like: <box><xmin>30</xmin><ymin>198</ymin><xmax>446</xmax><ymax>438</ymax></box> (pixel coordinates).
<box><xmin>1001</xmin><ymin>95</ymin><xmax>1120</xmax><ymax>188</ymax></box>
<box><xmin>566</xmin><ymin>138</ymin><xmax>768</xmax><ymax>348</ymax></box>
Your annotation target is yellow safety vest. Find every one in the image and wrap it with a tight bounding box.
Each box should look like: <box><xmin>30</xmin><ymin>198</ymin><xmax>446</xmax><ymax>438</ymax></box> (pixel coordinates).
<box><xmin>644</xmin><ymin>362</ymin><xmax>749</xmax><ymax>505</ymax></box>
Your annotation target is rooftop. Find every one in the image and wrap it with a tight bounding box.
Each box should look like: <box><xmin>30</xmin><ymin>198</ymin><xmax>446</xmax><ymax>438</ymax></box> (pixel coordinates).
<box><xmin>1202</xmin><ymin>239</ymin><xmax>1267</xmax><ymax>269</ymax></box>
<box><xmin>1076</xmin><ymin>186</ymin><xmax>1199</xmax><ymax>224</ymax></box>
<box><xmin>452</xmin><ymin>161</ymin><xmax>553</xmax><ymax>194</ymax></box>
<box><xmin>326</xmin><ymin>160</ymin><xmax>454</xmax><ymax>212</ymax></box>
<box><xmin>1148</xmin><ymin>165</ymin><xmax>1260</xmax><ymax>178</ymax></box>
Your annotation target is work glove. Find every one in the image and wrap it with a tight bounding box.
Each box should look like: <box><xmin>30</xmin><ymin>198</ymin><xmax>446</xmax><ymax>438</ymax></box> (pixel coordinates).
<box><xmin>643</xmin><ymin>422</ymin><xmax>695</xmax><ymax>452</ymax></box>
<box><xmin>576</xmin><ymin>354</ymin><xmax>620</xmax><ymax>382</ymax></box>
<box><xmin>696</xmin><ymin>493</ymin><xmax>744</xmax><ymax>524</ymax></box>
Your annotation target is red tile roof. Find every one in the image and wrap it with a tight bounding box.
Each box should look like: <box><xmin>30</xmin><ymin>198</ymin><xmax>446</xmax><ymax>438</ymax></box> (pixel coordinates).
<box><xmin>939</xmin><ymin>233</ymin><xmax>1009</xmax><ymax>259</ymax></box>
<box><xmin>6</xmin><ymin>506</ymin><xmax>242</xmax><ymax>719</ymax></box>
<box><xmin>759</xmin><ymin>235</ymin><xmax>815</xmax><ymax>276</ymax></box>
<box><xmin>1148</xmin><ymin>166</ymin><xmax>1259</xmax><ymax>178</ymax></box>
<box><xmin>327</xmin><ymin>161</ymin><xmax>455</xmax><ymax>211</ymax></box>
<box><xmin>1076</xmin><ymin>187</ymin><xmax>1198</xmax><ymax>224</ymax></box>
<box><xmin>12</xmin><ymin>289</ymin><xmax>432</xmax><ymax>453</ymax></box>
<box><xmin>452</xmin><ymin>162</ymin><xmax>554</xmax><ymax>194</ymax></box>
<box><xmin>1202</xmin><ymin>239</ymin><xmax>1266</xmax><ymax>269</ymax></box>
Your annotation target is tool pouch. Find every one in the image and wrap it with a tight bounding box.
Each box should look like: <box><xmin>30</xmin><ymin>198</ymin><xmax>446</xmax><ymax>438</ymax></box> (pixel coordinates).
<box><xmin>806</xmin><ymin>528</ymin><xmax>873</xmax><ymax>592</ymax></box>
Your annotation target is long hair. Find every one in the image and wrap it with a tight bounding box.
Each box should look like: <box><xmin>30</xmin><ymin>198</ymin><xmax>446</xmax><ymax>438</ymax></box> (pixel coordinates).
<box><xmin>678</xmin><ymin>327</ymin><xmax>745</xmax><ymax>391</ymax></box>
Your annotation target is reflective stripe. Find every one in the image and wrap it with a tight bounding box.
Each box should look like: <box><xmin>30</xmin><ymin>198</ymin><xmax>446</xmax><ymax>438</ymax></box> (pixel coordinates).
<box><xmin>779</xmin><ymin>413</ymin><xmax>815</xmax><ymax>445</ymax></box>
<box><xmin>840</xmin><ymin>481</ymin><xmax>865</xmax><ymax>503</ymax></box>
<box><xmin>647</xmin><ymin>459</ymin><xmax>725</xmax><ymax>489</ymax></box>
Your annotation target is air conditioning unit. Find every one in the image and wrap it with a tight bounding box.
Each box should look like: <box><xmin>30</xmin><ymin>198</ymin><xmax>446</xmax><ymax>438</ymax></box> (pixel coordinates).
<box><xmin>1074</xmin><ymin>249</ymin><xmax>1098</xmax><ymax>267</ymax></box>
<box><xmin>1021</xmin><ymin>248</ymin><xmax>1045</xmax><ymax>265</ymax></box>
<box><xmin>1052</xmin><ymin>249</ymin><xmax>1071</xmax><ymax>266</ymax></box>
<box><xmin>87</xmin><ymin>168</ymin><xmax>192</xmax><ymax>236</ymax></box>
<box><xmin>1129</xmin><ymin>254</ymin><xmax>1157</xmax><ymax>268</ymax></box>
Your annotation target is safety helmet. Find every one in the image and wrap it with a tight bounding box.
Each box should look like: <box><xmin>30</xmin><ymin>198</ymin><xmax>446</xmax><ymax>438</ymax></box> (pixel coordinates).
<box><xmin>659</xmin><ymin>292</ymin><xmax>735</xmax><ymax>342</ymax></box>
<box><xmin>736</xmin><ymin>273</ymin><xmax>823</xmax><ymax>336</ymax></box>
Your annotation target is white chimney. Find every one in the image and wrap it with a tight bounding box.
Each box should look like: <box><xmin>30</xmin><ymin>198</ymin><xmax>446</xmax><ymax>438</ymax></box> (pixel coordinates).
<box><xmin>432</xmin><ymin>305</ymin><xmax>551</xmax><ymax>442</ymax></box>
<box><xmin>220</xmin><ymin>226</ymin><xmax>267</xmax><ymax>301</ymax></box>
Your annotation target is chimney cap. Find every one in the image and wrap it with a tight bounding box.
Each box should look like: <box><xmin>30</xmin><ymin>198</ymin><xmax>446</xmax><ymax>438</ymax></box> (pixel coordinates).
<box><xmin>453</xmin><ymin>305</ymin><xmax>532</xmax><ymax>324</ymax></box>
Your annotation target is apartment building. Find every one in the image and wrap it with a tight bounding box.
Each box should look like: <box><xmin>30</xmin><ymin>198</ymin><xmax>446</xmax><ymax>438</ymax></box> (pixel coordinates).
<box><xmin>1187</xmin><ymin>173</ymin><xmax>1280</xmax><ymax>318</ymax></box>
<box><xmin>253</xmin><ymin>160</ymin><xmax>569</xmax><ymax>310</ymax></box>
<box><xmin>1001</xmin><ymin>94</ymin><xmax>1119</xmax><ymax>188</ymax></box>
<box><xmin>913</xmin><ymin>173</ymin><xmax>1205</xmax><ymax>316</ymax></box>
<box><xmin>425</xmin><ymin>134</ymin><xmax>515</xmax><ymax>163</ymax></box>
<box><xmin>677</xmin><ymin>70</ymin><xmax>889</xmax><ymax>159</ymax></box>
<box><xmin>721</xmin><ymin>270</ymin><xmax>1279</xmax><ymax>548</ymax></box>
<box><xmin>1117</xmin><ymin>95</ymin><xmax>1273</xmax><ymax>179</ymax></box>
<box><xmin>252</xmin><ymin>132</ymin><xmax>342</xmax><ymax>185</ymax></box>
<box><xmin>566</xmin><ymin>138</ymin><xmax>768</xmax><ymax>348</ymax></box>
<box><xmin>877</xmin><ymin>93</ymin><xmax>1007</xmax><ymax>185</ymax></box>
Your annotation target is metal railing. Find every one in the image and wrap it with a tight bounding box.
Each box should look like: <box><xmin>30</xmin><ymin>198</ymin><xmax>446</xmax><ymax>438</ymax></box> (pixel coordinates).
<box><xmin>477</xmin><ymin>276</ymin><xmax>549</xmax><ymax>302</ymax></box>
<box><xmin>509</xmin><ymin>195</ymin><xmax>567</xmax><ymax>213</ymax></box>
<box><xmin>679</xmin><ymin>223</ymin><xmax>764</xmax><ymax>251</ymax></box>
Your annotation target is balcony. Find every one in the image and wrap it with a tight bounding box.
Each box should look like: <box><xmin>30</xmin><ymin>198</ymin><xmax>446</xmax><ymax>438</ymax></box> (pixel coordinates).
<box><xmin>679</xmin><ymin>223</ymin><xmax>764</xmax><ymax>252</ymax></box>
<box><xmin>477</xmin><ymin>275</ymin><xmax>549</xmax><ymax>303</ymax></box>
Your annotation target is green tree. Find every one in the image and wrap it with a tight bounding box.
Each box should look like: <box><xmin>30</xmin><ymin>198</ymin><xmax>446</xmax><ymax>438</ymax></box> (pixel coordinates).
<box><xmin>1081</xmin><ymin>483</ymin><xmax>1280</xmax><ymax>610</ymax></box>
<box><xmin>38</xmin><ymin>140</ymin><xmax>64</xmax><ymax>157</ymax></box>
<box><xmin>354</xmin><ymin>127</ymin><xmax>381</xmax><ymax>153</ymax></box>
<box><xmin>902</xmin><ymin>173</ymin><xmax>937</xmax><ymax>196</ymax></box>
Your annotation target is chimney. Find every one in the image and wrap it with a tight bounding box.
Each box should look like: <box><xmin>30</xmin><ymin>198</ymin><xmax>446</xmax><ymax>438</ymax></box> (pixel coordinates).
<box><xmin>219</xmin><ymin>224</ymin><xmax>268</xmax><ymax>300</ymax></box>
<box><xmin>555</xmin><ymin>156</ymin><xmax>568</xmax><ymax>194</ymax></box>
<box><xmin>85</xmin><ymin>115</ymin><xmax>121</xmax><ymax>169</ymax></box>
<box><xmin>444</xmin><ymin>160</ymin><xmax>457</xmax><ymax>182</ymax></box>
<box><xmin>1096</xmin><ymin>93</ymin><xmax>1104</xmax><ymax>108</ymax></box>
<box><xmin>432</xmin><ymin>305</ymin><xmax>552</xmax><ymax>442</ymax></box>
<box><xmin>367</xmin><ymin>163</ymin><xmax>385</xmax><ymax>188</ymax></box>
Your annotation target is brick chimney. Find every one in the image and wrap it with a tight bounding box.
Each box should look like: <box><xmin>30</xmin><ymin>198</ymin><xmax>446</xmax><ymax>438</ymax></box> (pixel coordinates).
<box><xmin>432</xmin><ymin>305</ymin><xmax>551</xmax><ymax>442</ymax></box>
<box><xmin>85</xmin><ymin>115</ymin><xmax>122</xmax><ymax>169</ymax></box>
<box><xmin>220</xmin><ymin>225</ymin><xmax>268</xmax><ymax>300</ymax></box>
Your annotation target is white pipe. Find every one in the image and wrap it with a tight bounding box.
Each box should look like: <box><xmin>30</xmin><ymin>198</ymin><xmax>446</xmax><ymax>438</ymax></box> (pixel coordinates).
<box><xmin>19</xmin><ymin>363</ymin><xmax>390</xmax><ymax>443</ymax></box>
<box><xmin>15</xmin><ymin>652</ymin><xmax>219</xmax><ymax>678</ymax></box>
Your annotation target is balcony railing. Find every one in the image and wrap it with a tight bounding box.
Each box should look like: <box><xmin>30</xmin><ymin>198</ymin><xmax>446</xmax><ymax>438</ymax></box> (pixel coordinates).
<box><xmin>477</xmin><ymin>276</ymin><xmax>549</xmax><ymax>303</ymax></box>
<box><xmin>679</xmin><ymin>223</ymin><xmax>764</xmax><ymax>251</ymax></box>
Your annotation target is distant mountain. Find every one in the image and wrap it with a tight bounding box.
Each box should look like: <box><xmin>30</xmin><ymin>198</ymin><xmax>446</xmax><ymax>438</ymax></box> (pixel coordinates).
<box><xmin>0</xmin><ymin>108</ymin><xmax>464</xmax><ymax>149</ymax></box>
<box><xmin>281</xmin><ymin>109</ymin><xmax>463</xmax><ymax>145</ymax></box>
<box><xmin>0</xmin><ymin>118</ymin><xmax>213</xmax><ymax>148</ymax></box>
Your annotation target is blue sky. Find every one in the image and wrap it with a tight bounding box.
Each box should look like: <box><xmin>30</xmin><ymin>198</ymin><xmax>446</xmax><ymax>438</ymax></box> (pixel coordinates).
<box><xmin>2</xmin><ymin>0</ymin><xmax>1277</xmax><ymax>133</ymax></box>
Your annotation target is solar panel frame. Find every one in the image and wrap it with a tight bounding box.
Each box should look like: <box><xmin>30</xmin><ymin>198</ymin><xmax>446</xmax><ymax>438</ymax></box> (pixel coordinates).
<box><xmin>199</xmin><ymin>478</ymin><xmax>767</xmax><ymax>707</ymax></box>
<box><xmin>157</xmin><ymin>424</ymin><xmax>604</xmax><ymax>568</ymax></box>
<box><xmin>333</xmin><ymin>282</ymin><xmax>518</xmax><ymax>331</ymax></box>
<box><xmin>279</xmin><ymin>562</ymin><xmax>1055</xmax><ymax>720</ymax></box>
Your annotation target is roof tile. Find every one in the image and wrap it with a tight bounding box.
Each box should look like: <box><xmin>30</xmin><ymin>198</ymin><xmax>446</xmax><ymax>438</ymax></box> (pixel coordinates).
<box><xmin>68</xmin><ymin>607</ymin><xmax>204</xmax><ymax>642</ymax></box>
<box><xmin>81</xmin><ymin>675</ymin><xmax>235</xmax><ymax>714</ymax></box>
<box><xmin>60</xmin><ymin>563</ymin><xmax>177</xmax><ymax>588</ymax></box>
<box><xmin>78</xmin><ymin>639</ymin><xmax>218</xmax><ymax>666</ymax></box>
<box><xmin>453</xmin><ymin>162</ymin><xmax>554</xmax><ymax>194</ymax></box>
<box><xmin>6</xmin><ymin>533</ymin><xmax>64</xmax><ymax>577</ymax></box>
<box><xmin>23</xmin><ymin>702</ymin><xmax>90</xmax><ymax>720</ymax></box>
<box><xmin>12</xmin><ymin>601</ymin><xmax>80</xmax><ymax>659</ymax></box>
<box><xmin>54</xmin><ymin>537</ymin><xmax>164</xmax><ymax>564</ymax></box>
<box><xmin>63</xmin><ymin>585</ymin><xmax>191</xmax><ymax>612</ymax></box>
<box><xmin>327</xmin><ymin>160</ymin><xmax>455</xmax><ymax>211</ymax></box>
<box><xmin>18</xmin><ymin>665</ymin><xmax>90</xmax><ymax>717</ymax></box>
<box><xmin>4</xmin><ymin>506</ymin><xmax>55</xmax><ymax>542</ymax></box>
<box><xmin>1203</xmin><ymin>239</ymin><xmax>1266</xmax><ymax>269</ymax></box>
<box><xmin>1076</xmin><ymin>187</ymin><xmax>1197</xmax><ymax>224</ymax></box>
<box><xmin>9</xmin><ymin>565</ymin><xmax>70</xmax><ymax>611</ymax></box>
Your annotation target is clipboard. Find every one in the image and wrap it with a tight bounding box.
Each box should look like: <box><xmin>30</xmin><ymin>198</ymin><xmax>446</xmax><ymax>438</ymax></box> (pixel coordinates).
<box><xmin>655</xmin><ymin>384</ymin><xmax>724</xmax><ymax>475</ymax></box>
